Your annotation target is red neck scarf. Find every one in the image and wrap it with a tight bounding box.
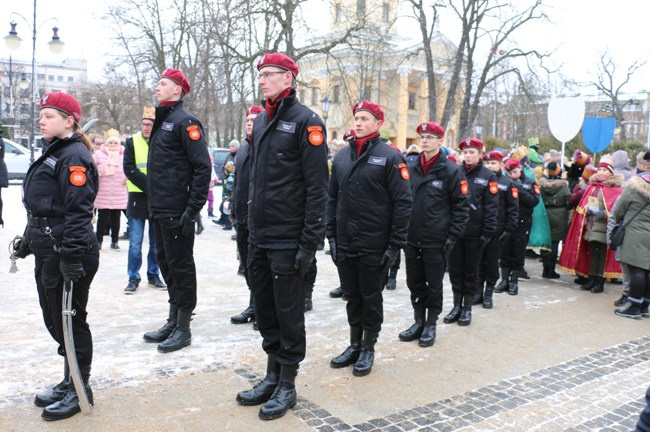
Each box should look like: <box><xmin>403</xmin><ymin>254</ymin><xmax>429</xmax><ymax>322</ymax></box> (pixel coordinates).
<box><xmin>159</xmin><ymin>100</ymin><xmax>177</xmax><ymax>107</ymax></box>
<box><xmin>464</xmin><ymin>162</ymin><xmax>479</xmax><ymax>172</ymax></box>
<box><xmin>265</xmin><ymin>88</ymin><xmax>293</xmax><ymax>120</ymax></box>
<box><xmin>355</xmin><ymin>132</ymin><xmax>380</xmax><ymax>158</ymax></box>
<box><xmin>420</xmin><ymin>152</ymin><xmax>440</xmax><ymax>175</ymax></box>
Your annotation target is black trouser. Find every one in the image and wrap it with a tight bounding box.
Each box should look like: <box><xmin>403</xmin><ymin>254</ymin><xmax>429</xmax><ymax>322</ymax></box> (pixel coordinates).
<box><xmin>306</xmin><ymin>257</ymin><xmax>317</xmax><ymax>290</ymax></box>
<box><xmin>448</xmin><ymin>238</ymin><xmax>481</xmax><ymax>297</ymax></box>
<box><xmin>337</xmin><ymin>253</ymin><xmax>385</xmax><ymax>332</ymax></box>
<box><xmin>235</xmin><ymin>223</ymin><xmax>250</xmax><ymax>287</ymax></box>
<box><xmin>0</xmin><ymin>187</ymin><xmax>4</xmax><ymax>225</ymax></box>
<box><xmin>542</xmin><ymin>240</ymin><xmax>560</xmax><ymax>270</ymax></box>
<box><xmin>34</xmin><ymin>248</ymin><xmax>99</xmax><ymax>374</ymax></box>
<box><xmin>96</xmin><ymin>209</ymin><xmax>122</xmax><ymax>244</ymax></box>
<box><xmin>628</xmin><ymin>265</ymin><xmax>650</xmax><ymax>300</ymax></box>
<box><xmin>405</xmin><ymin>245</ymin><xmax>444</xmax><ymax>316</ymax></box>
<box><xmin>152</xmin><ymin>217</ymin><xmax>197</xmax><ymax>313</ymax></box>
<box><xmin>500</xmin><ymin>218</ymin><xmax>532</xmax><ymax>270</ymax></box>
<box><xmin>248</xmin><ymin>246</ymin><xmax>305</xmax><ymax>365</ymax></box>
<box><xmin>390</xmin><ymin>253</ymin><xmax>401</xmax><ymax>273</ymax></box>
<box><xmin>589</xmin><ymin>241</ymin><xmax>607</xmax><ymax>277</ymax></box>
<box><xmin>479</xmin><ymin>238</ymin><xmax>501</xmax><ymax>288</ymax></box>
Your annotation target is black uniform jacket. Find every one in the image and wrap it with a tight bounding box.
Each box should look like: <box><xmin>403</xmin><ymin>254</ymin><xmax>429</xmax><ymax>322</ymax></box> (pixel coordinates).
<box><xmin>407</xmin><ymin>152</ymin><xmax>469</xmax><ymax>248</ymax></box>
<box><xmin>495</xmin><ymin>170</ymin><xmax>519</xmax><ymax>236</ymax></box>
<box><xmin>23</xmin><ymin>134</ymin><xmax>98</xmax><ymax>263</ymax></box>
<box><xmin>248</xmin><ymin>93</ymin><xmax>328</xmax><ymax>251</ymax></box>
<box><xmin>514</xmin><ymin>173</ymin><xmax>540</xmax><ymax>221</ymax></box>
<box><xmin>232</xmin><ymin>139</ymin><xmax>250</xmax><ymax>226</ymax></box>
<box><xmin>326</xmin><ymin>137</ymin><xmax>412</xmax><ymax>256</ymax></box>
<box><xmin>461</xmin><ymin>161</ymin><xmax>499</xmax><ymax>240</ymax></box>
<box><xmin>123</xmin><ymin>135</ymin><xmax>149</xmax><ymax>220</ymax></box>
<box><xmin>147</xmin><ymin>100</ymin><xmax>211</xmax><ymax>218</ymax></box>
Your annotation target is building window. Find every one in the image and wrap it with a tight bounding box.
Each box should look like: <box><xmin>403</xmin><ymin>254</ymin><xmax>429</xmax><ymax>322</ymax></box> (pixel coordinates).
<box><xmin>383</xmin><ymin>2</ymin><xmax>390</xmax><ymax>21</ymax></box>
<box><xmin>38</xmin><ymin>74</ymin><xmax>45</xmax><ymax>80</ymax></box>
<box><xmin>333</xmin><ymin>85</ymin><xmax>340</xmax><ymax>103</ymax></box>
<box><xmin>335</xmin><ymin>3</ymin><xmax>342</xmax><ymax>23</ymax></box>
<box><xmin>68</xmin><ymin>76</ymin><xmax>74</xmax><ymax>83</ymax></box>
<box><xmin>48</xmin><ymin>75</ymin><xmax>54</xmax><ymax>81</ymax></box>
<box><xmin>57</xmin><ymin>75</ymin><xmax>63</xmax><ymax>82</ymax></box>
<box><xmin>408</xmin><ymin>92</ymin><xmax>416</xmax><ymax>110</ymax></box>
<box><xmin>363</xmin><ymin>86</ymin><xmax>371</xmax><ymax>100</ymax></box>
<box><xmin>311</xmin><ymin>88</ymin><xmax>318</xmax><ymax>106</ymax></box>
<box><xmin>357</xmin><ymin>0</ymin><xmax>366</xmax><ymax>19</ymax></box>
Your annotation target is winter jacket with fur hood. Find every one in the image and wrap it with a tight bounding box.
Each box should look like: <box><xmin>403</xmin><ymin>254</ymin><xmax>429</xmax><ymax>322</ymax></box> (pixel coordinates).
<box><xmin>612</xmin><ymin>172</ymin><xmax>650</xmax><ymax>270</ymax></box>
<box><xmin>539</xmin><ymin>175</ymin><xmax>570</xmax><ymax>241</ymax></box>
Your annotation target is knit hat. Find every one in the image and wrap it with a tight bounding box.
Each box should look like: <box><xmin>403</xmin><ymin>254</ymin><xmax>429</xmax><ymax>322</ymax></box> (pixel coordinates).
<box><xmin>582</xmin><ymin>164</ymin><xmax>597</xmax><ymax>181</ymax></box>
<box><xmin>597</xmin><ymin>155</ymin><xmax>615</xmax><ymax>174</ymax></box>
<box><xmin>546</xmin><ymin>161</ymin><xmax>561</xmax><ymax>177</ymax></box>
<box><xmin>637</xmin><ymin>151</ymin><xmax>650</xmax><ymax>172</ymax></box>
<box><xmin>228</xmin><ymin>139</ymin><xmax>240</xmax><ymax>150</ymax></box>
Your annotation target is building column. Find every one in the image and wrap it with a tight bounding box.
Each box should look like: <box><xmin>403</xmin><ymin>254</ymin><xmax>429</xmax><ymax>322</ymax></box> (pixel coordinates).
<box><xmin>395</xmin><ymin>65</ymin><xmax>411</xmax><ymax>150</ymax></box>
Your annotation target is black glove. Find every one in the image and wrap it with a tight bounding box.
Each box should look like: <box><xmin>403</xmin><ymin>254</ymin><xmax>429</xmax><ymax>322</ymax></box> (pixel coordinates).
<box><xmin>442</xmin><ymin>238</ymin><xmax>456</xmax><ymax>263</ymax></box>
<box><xmin>379</xmin><ymin>247</ymin><xmax>400</xmax><ymax>272</ymax></box>
<box><xmin>480</xmin><ymin>235</ymin><xmax>491</xmax><ymax>249</ymax></box>
<box><xmin>60</xmin><ymin>261</ymin><xmax>86</xmax><ymax>283</ymax></box>
<box><xmin>328</xmin><ymin>238</ymin><xmax>337</xmax><ymax>263</ymax></box>
<box><xmin>497</xmin><ymin>231</ymin><xmax>511</xmax><ymax>243</ymax></box>
<box><xmin>12</xmin><ymin>236</ymin><xmax>30</xmax><ymax>259</ymax></box>
<box><xmin>179</xmin><ymin>209</ymin><xmax>197</xmax><ymax>236</ymax></box>
<box><xmin>294</xmin><ymin>247</ymin><xmax>316</xmax><ymax>277</ymax></box>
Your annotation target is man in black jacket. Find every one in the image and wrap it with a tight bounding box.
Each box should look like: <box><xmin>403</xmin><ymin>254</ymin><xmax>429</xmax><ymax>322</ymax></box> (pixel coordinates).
<box><xmin>123</xmin><ymin>106</ymin><xmax>165</xmax><ymax>294</ymax></box>
<box><xmin>235</xmin><ymin>53</ymin><xmax>328</xmax><ymax>421</ymax></box>
<box><xmin>327</xmin><ymin>100</ymin><xmax>412</xmax><ymax>376</ymax></box>
<box><xmin>444</xmin><ymin>138</ymin><xmax>499</xmax><ymax>327</ymax></box>
<box><xmin>142</xmin><ymin>68</ymin><xmax>211</xmax><ymax>353</ymax></box>
<box><xmin>399</xmin><ymin>122</ymin><xmax>469</xmax><ymax>347</ymax></box>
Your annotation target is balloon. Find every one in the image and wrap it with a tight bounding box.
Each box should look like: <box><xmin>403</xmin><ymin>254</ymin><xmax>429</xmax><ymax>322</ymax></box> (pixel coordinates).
<box><xmin>582</xmin><ymin>117</ymin><xmax>616</xmax><ymax>153</ymax></box>
<box><xmin>547</xmin><ymin>97</ymin><xmax>585</xmax><ymax>143</ymax></box>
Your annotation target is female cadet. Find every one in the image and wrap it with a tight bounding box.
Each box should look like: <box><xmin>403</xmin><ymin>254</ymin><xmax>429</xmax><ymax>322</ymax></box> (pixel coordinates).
<box><xmin>14</xmin><ymin>92</ymin><xmax>99</xmax><ymax>421</ymax></box>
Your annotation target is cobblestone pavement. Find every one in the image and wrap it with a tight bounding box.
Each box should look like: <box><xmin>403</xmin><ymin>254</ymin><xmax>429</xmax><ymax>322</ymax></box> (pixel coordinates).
<box><xmin>1</xmin><ymin>183</ymin><xmax>648</xmax><ymax>431</ymax></box>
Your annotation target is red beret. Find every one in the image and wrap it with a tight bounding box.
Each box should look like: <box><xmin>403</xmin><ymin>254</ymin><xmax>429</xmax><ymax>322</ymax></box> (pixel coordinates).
<box><xmin>161</xmin><ymin>68</ymin><xmax>191</xmax><ymax>95</ymax></box>
<box><xmin>458</xmin><ymin>137</ymin><xmax>485</xmax><ymax>152</ymax></box>
<box><xmin>39</xmin><ymin>92</ymin><xmax>82</xmax><ymax>122</ymax></box>
<box><xmin>246</xmin><ymin>105</ymin><xmax>264</xmax><ymax>116</ymax></box>
<box><xmin>447</xmin><ymin>154</ymin><xmax>458</xmax><ymax>164</ymax></box>
<box><xmin>416</xmin><ymin>122</ymin><xmax>444</xmax><ymax>137</ymax></box>
<box><xmin>353</xmin><ymin>100</ymin><xmax>384</xmax><ymax>122</ymax></box>
<box><xmin>485</xmin><ymin>151</ymin><xmax>504</xmax><ymax>162</ymax></box>
<box><xmin>504</xmin><ymin>158</ymin><xmax>522</xmax><ymax>172</ymax></box>
<box><xmin>257</xmin><ymin>53</ymin><xmax>299</xmax><ymax>77</ymax></box>
<box><xmin>342</xmin><ymin>129</ymin><xmax>353</xmax><ymax>141</ymax></box>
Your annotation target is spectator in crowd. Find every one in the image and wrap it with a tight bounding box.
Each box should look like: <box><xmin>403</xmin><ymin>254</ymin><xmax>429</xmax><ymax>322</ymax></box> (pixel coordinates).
<box><xmin>539</xmin><ymin>161</ymin><xmax>570</xmax><ymax>279</ymax></box>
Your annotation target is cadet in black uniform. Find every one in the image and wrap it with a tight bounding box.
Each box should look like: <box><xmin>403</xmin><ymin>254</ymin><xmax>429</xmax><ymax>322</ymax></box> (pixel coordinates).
<box><xmin>230</xmin><ymin>105</ymin><xmax>263</xmax><ymax>326</ymax></box>
<box><xmin>142</xmin><ymin>68</ymin><xmax>211</xmax><ymax>353</ymax></box>
<box><xmin>236</xmin><ymin>53</ymin><xmax>328</xmax><ymax>421</ymax></box>
<box><xmin>399</xmin><ymin>122</ymin><xmax>469</xmax><ymax>347</ymax></box>
<box><xmin>495</xmin><ymin>158</ymin><xmax>540</xmax><ymax>295</ymax></box>
<box><xmin>444</xmin><ymin>138</ymin><xmax>498</xmax><ymax>326</ymax></box>
<box><xmin>474</xmin><ymin>151</ymin><xmax>519</xmax><ymax>308</ymax></box>
<box><xmin>327</xmin><ymin>100</ymin><xmax>412</xmax><ymax>376</ymax></box>
<box><xmin>14</xmin><ymin>92</ymin><xmax>99</xmax><ymax>420</ymax></box>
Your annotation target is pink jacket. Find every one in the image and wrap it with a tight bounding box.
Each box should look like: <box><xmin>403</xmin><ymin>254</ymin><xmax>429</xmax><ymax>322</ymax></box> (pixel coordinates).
<box><xmin>93</xmin><ymin>144</ymin><xmax>128</xmax><ymax>210</ymax></box>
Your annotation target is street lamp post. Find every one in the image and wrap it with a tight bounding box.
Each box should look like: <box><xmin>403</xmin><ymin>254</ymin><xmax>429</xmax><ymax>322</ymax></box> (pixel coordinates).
<box><xmin>321</xmin><ymin>96</ymin><xmax>331</xmax><ymax>129</ymax></box>
<box><xmin>5</xmin><ymin>1</ymin><xmax>64</xmax><ymax>164</ymax></box>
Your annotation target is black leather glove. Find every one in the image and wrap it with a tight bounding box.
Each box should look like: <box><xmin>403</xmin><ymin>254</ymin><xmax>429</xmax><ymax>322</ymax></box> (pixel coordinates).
<box><xmin>60</xmin><ymin>261</ymin><xmax>86</xmax><ymax>283</ymax></box>
<box><xmin>497</xmin><ymin>231</ymin><xmax>511</xmax><ymax>243</ymax></box>
<box><xmin>328</xmin><ymin>238</ymin><xmax>337</xmax><ymax>263</ymax></box>
<box><xmin>12</xmin><ymin>236</ymin><xmax>30</xmax><ymax>259</ymax></box>
<box><xmin>379</xmin><ymin>247</ymin><xmax>400</xmax><ymax>272</ymax></box>
<box><xmin>179</xmin><ymin>209</ymin><xmax>197</xmax><ymax>236</ymax></box>
<box><xmin>442</xmin><ymin>238</ymin><xmax>456</xmax><ymax>263</ymax></box>
<box><xmin>294</xmin><ymin>247</ymin><xmax>316</xmax><ymax>277</ymax></box>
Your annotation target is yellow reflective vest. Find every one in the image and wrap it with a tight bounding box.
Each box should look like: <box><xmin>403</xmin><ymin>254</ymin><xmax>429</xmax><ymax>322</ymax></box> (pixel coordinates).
<box><xmin>126</xmin><ymin>132</ymin><xmax>148</xmax><ymax>193</ymax></box>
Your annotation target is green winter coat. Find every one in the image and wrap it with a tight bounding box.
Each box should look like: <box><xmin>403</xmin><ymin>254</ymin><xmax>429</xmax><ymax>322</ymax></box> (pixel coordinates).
<box><xmin>612</xmin><ymin>174</ymin><xmax>650</xmax><ymax>270</ymax></box>
<box><xmin>539</xmin><ymin>176</ymin><xmax>570</xmax><ymax>242</ymax></box>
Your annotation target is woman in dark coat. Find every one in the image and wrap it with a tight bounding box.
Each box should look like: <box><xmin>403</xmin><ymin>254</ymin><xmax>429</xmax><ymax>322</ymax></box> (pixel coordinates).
<box><xmin>538</xmin><ymin>161</ymin><xmax>570</xmax><ymax>278</ymax></box>
<box><xmin>0</xmin><ymin>130</ymin><xmax>8</xmax><ymax>227</ymax></box>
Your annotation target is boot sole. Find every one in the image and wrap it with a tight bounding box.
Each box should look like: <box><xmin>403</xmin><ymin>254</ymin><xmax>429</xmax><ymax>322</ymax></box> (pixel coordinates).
<box><xmin>34</xmin><ymin>396</ymin><xmax>65</xmax><ymax>408</ymax></box>
<box><xmin>157</xmin><ymin>340</ymin><xmax>191</xmax><ymax>353</ymax></box>
<box><xmin>615</xmin><ymin>312</ymin><xmax>642</xmax><ymax>320</ymax></box>
<box><xmin>258</xmin><ymin>399</ymin><xmax>297</xmax><ymax>420</ymax></box>
<box><xmin>41</xmin><ymin>406</ymin><xmax>81</xmax><ymax>421</ymax></box>
<box><xmin>398</xmin><ymin>335</ymin><xmax>421</xmax><ymax>342</ymax></box>
<box><xmin>352</xmin><ymin>368</ymin><xmax>372</xmax><ymax>377</ymax></box>
<box><xmin>482</xmin><ymin>304</ymin><xmax>493</xmax><ymax>309</ymax></box>
<box><xmin>458</xmin><ymin>320</ymin><xmax>471</xmax><ymax>326</ymax></box>
<box><xmin>418</xmin><ymin>339</ymin><xmax>435</xmax><ymax>347</ymax></box>
<box><xmin>230</xmin><ymin>317</ymin><xmax>254</xmax><ymax>324</ymax></box>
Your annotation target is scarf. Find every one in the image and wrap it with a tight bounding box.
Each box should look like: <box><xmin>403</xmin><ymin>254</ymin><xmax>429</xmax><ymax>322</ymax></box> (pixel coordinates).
<box><xmin>355</xmin><ymin>131</ymin><xmax>380</xmax><ymax>158</ymax></box>
<box><xmin>105</xmin><ymin>148</ymin><xmax>120</xmax><ymax>176</ymax></box>
<box><xmin>420</xmin><ymin>152</ymin><xmax>440</xmax><ymax>176</ymax></box>
<box><xmin>264</xmin><ymin>88</ymin><xmax>293</xmax><ymax>120</ymax></box>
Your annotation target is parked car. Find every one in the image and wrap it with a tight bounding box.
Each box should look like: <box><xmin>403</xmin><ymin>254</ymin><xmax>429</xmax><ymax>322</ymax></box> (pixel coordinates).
<box><xmin>4</xmin><ymin>139</ymin><xmax>32</xmax><ymax>180</ymax></box>
<box><xmin>209</xmin><ymin>148</ymin><xmax>230</xmax><ymax>184</ymax></box>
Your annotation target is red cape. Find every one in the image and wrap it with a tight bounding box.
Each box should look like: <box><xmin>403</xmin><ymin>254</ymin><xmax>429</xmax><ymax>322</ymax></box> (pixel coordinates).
<box><xmin>558</xmin><ymin>180</ymin><xmax>622</xmax><ymax>278</ymax></box>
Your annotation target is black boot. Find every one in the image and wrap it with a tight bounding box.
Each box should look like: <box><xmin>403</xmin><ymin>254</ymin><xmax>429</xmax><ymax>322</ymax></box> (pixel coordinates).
<box><xmin>590</xmin><ymin>276</ymin><xmax>605</xmax><ymax>293</ymax></box>
<box><xmin>232</xmin><ymin>292</ymin><xmax>255</xmax><ymax>324</ymax></box>
<box><xmin>329</xmin><ymin>287</ymin><xmax>343</xmax><ymax>298</ymax></box>
<box><xmin>353</xmin><ymin>330</ymin><xmax>378</xmax><ymax>377</ymax></box>
<box><xmin>472</xmin><ymin>284</ymin><xmax>483</xmax><ymax>305</ymax></box>
<box><xmin>581</xmin><ymin>275</ymin><xmax>597</xmax><ymax>291</ymax></box>
<box><xmin>508</xmin><ymin>270</ymin><xmax>520</xmax><ymax>296</ymax></box>
<box><xmin>483</xmin><ymin>284</ymin><xmax>494</xmax><ymax>309</ymax></box>
<box><xmin>494</xmin><ymin>267</ymin><xmax>510</xmax><ymax>293</ymax></box>
<box><xmin>42</xmin><ymin>368</ymin><xmax>93</xmax><ymax>421</ymax></box>
<box><xmin>443</xmin><ymin>292</ymin><xmax>463</xmax><ymax>324</ymax></box>
<box><xmin>641</xmin><ymin>300</ymin><xmax>650</xmax><ymax>318</ymax></box>
<box><xmin>258</xmin><ymin>364</ymin><xmax>298</xmax><ymax>420</ymax></box>
<box><xmin>157</xmin><ymin>309</ymin><xmax>192</xmax><ymax>353</ymax></box>
<box><xmin>542</xmin><ymin>266</ymin><xmax>549</xmax><ymax>278</ymax></box>
<box><xmin>418</xmin><ymin>309</ymin><xmax>437</xmax><ymax>347</ymax></box>
<box><xmin>143</xmin><ymin>304</ymin><xmax>177</xmax><ymax>343</ymax></box>
<box><xmin>330</xmin><ymin>326</ymin><xmax>363</xmax><ymax>368</ymax></box>
<box><xmin>236</xmin><ymin>355</ymin><xmax>280</xmax><ymax>405</ymax></box>
<box><xmin>304</xmin><ymin>284</ymin><xmax>313</xmax><ymax>312</ymax></box>
<box><xmin>458</xmin><ymin>295</ymin><xmax>472</xmax><ymax>326</ymax></box>
<box><xmin>398</xmin><ymin>308</ymin><xmax>425</xmax><ymax>342</ymax></box>
<box><xmin>385</xmin><ymin>268</ymin><xmax>398</xmax><ymax>290</ymax></box>
<box><xmin>35</xmin><ymin>360</ymin><xmax>69</xmax><ymax>407</ymax></box>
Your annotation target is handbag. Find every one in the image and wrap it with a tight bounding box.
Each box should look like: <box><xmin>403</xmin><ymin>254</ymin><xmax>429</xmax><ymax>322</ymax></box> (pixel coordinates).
<box><xmin>610</xmin><ymin>202</ymin><xmax>650</xmax><ymax>248</ymax></box>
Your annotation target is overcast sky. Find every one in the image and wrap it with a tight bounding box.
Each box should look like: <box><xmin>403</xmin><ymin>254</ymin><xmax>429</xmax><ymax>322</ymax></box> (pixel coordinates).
<box><xmin>2</xmin><ymin>0</ymin><xmax>647</xmax><ymax>96</ymax></box>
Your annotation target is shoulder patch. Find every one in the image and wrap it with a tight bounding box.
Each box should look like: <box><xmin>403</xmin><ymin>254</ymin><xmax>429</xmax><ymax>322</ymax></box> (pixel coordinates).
<box><xmin>307</xmin><ymin>125</ymin><xmax>324</xmax><ymax>146</ymax></box>
<box><xmin>489</xmin><ymin>181</ymin><xmax>498</xmax><ymax>194</ymax></box>
<box><xmin>398</xmin><ymin>163</ymin><xmax>409</xmax><ymax>180</ymax></box>
<box><xmin>460</xmin><ymin>179</ymin><xmax>469</xmax><ymax>195</ymax></box>
<box><xmin>69</xmin><ymin>166</ymin><xmax>87</xmax><ymax>187</ymax></box>
<box><xmin>512</xmin><ymin>187</ymin><xmax>519</xmax><ymax>199</ymax></box>
<box><xmin>186</xmin><ymin>125</ymin><xmax>201</xmax><ymax>141</ymax></box>
<box><xmin>533</xmin><ymin>184</ymin><xmax>541</xmax><ymax>195</ymax></box>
